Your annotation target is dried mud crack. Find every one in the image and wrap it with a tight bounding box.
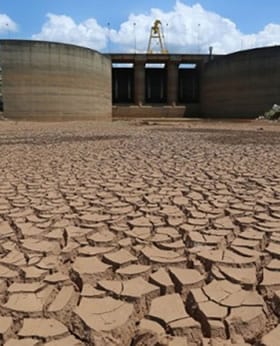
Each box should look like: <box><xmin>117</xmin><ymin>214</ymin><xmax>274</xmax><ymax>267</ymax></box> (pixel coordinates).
<box><xmin>0</xmin><ymin>120</ymin><xmax>280</xmax><ymax>345</ymax></box>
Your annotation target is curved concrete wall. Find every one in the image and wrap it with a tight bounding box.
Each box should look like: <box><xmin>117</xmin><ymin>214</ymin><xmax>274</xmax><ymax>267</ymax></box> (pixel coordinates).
<box><xmin>0</xmin><ymin>40</ymin><xmax>111</xmax><ymax>120</ymax></box>
<box><xmin>201</xmin><ymin>46</ymin><xmax>280</xmax><ymax>118</ymax></box>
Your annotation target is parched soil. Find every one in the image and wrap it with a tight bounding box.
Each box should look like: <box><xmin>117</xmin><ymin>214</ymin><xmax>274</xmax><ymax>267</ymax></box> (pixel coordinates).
<box><xmin>0</xmin><ymin>119</ymin><xmax>280</xmax><ymax>346</ymax></box>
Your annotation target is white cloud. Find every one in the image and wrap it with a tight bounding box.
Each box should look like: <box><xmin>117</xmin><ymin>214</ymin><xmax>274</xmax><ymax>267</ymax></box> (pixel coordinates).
<box><xmin>32</xmin><ymin>2</ymin><xmax>280</xmax><ymax>54</ymax></box>
<box><xmin>111</xmin><ymin>1</ymin><xmax>280</xmax><ymax>54</ymax></box>
<box><xmin>0</xmin><ymin>14</ymin><xmax>17</xmax><ymax>33</ymax></box>
<box><xmin>250</xmin><ymin>23</ymin><xmax>280</xmax><ymax>48</ymax></box>
<box><xmin>32</xmin><ymin>13</ymin><xmax>108</xmax><ymax>51</ymax></box>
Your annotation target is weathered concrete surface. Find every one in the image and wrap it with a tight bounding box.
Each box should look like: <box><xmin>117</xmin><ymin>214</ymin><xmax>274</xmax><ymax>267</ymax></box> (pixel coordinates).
<box><xmin>201</xmin><ymin>46</ymin><xmax>280</xmax><ymax>118</ymax></box>
<box><xmin>113</xmin><ymin>104</ymin><xmax>200</xmax><ymax>119</ymax></box>
<box><xmin>0</xmin><ymin>40</ymin><xmax>112</xmax><ymax>121</ymax></box>
<box><xmin>0</xmin><ymin>119</ymin><xmax>279</xmax><ymax>345</ymax></box>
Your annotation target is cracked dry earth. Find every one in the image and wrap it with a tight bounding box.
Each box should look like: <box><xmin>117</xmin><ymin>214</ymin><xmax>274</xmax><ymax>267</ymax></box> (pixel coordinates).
<box><xmin>0</xmin><ymin>120</ymin><xmax>280</xmax><ymax>346</ymax></box>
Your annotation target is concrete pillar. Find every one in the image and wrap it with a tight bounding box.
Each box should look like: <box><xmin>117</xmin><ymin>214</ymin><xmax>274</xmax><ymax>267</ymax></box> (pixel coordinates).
<box><xmin>134</xmin><ymin>61</ymin><xmax>145</xmax><ymax>106</ymax></box>
<box><xmin>167</xmin><ymin>61</ymin><xmax>178</xmax><ymax>106</ymax></box>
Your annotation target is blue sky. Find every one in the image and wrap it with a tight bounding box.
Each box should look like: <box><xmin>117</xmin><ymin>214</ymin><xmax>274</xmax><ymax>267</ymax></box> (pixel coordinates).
<box><xmin>1</xmin><ymin>0</ymin><xmax>280</xmax><ymax>53</ymax></box>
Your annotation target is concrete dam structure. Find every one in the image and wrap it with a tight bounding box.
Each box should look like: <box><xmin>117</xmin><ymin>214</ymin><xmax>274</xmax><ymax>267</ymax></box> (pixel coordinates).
<box><xmin>110</xmin><ymin>53</ymin><xmax>208</xmax><ymax>118</ymax></box>
<box><xmin>201</xmin><ymin>46</ymin><xmax>280</xmax><ymax>118</ymax></box>
<box><xmin>0</xmin><ymin>39</ymin><xmax>280</xmax><ymax>120</ymax></box>
<box><xmin>0</xmin><ymin>40</ymin><xmax>112</xmax><ymax>120</ymax></box>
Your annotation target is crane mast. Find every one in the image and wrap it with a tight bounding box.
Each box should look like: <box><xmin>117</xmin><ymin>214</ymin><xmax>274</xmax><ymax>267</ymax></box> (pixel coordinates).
<box><xmin>147</xmin><ymin>19</ymin><xmax>168</xmax><ymax>54</ymax></box>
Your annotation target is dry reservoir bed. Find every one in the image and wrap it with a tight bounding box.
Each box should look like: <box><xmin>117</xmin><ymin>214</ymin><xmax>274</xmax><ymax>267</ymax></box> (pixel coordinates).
<box><xmin>0</xmin><ymin>120</ymin><xmax>280</xmax><ymax>346</ymax></box>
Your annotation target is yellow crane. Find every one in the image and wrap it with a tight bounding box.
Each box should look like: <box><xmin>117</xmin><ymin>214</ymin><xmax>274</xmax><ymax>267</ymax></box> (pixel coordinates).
<box><xmin>147</xmin><ymin>19</ymin><xmax>168</xmax><ymax>54</ymax></box>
